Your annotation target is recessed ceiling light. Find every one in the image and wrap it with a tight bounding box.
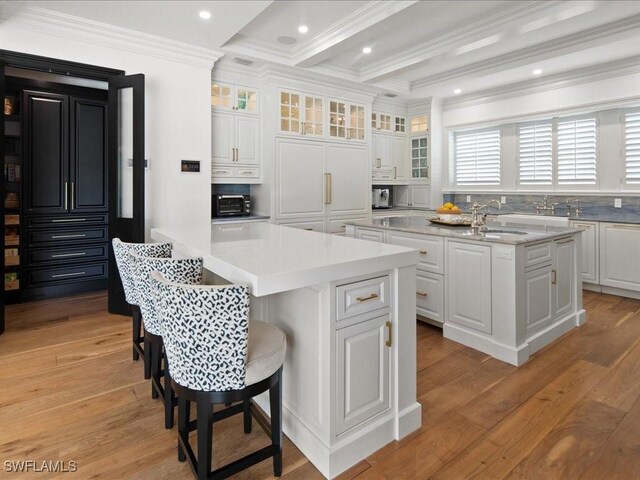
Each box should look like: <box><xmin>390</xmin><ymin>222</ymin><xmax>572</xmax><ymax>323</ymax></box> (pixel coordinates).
<box><xmin>533</xmin><ymin>68</ymin><xmax>543</xmax><ymax>75</ymax></box>
<box><xmin>199</xmin><ymin>10</ymin><xmax>211</xmax><ymax>20</ymax></box>
<box><xmin>453</xmin><ymin>88</ymin><xmax>462</xmax><ymax>95</ymax></box>
<box><xmin>362</xmin><ymin>47</ymin><xmax>372</xmax><ymax>54</ymax></box>
<box><xmin>298</xmin><ymin>25</ymin><xmax>308</xmax><ymax>34</ymax></box>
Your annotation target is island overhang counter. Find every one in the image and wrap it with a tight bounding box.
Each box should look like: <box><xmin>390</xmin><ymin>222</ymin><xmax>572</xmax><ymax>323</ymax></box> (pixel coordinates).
<box><xmin>151</xmin><ymin>222</ymin><xmax>421</xmax><ymax>479</ymax></box>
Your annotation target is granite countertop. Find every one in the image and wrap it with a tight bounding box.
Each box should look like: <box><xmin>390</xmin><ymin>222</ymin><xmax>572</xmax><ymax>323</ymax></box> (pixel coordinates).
<box><xmin>348</xmin><ymin>216</ymin><xmax>581</xmax><ymax>245</ymax></box>
<box><xmin>489</xmin><ymin>210</ymin><xmax>640</xmax><ymax>225</ymax></box>
<box><xmin>211</xmin><ymin>215</ymin><xmax>270</xmax><ymax>224</ymax></box>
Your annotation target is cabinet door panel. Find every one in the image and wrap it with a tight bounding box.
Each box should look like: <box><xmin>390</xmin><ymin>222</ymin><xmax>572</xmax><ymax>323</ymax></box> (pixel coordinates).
<box><xmin>236</xmin><ymin>116</ymin><xmax>259</xmax><ymax>165</ymax></box>
<box><xmin>571</xmin><ymin>221</ymin><xmax>598</xmax><ymax>283</ymax></box>
<box><xmin>447</xmin><ymin>241</ymin><xmax>492</xmax><ymax>333</ymax></box>
<box><xmin>276</xmin><ymin>140</ymin><xmax>325</xmax><ymax>217</ymax></box>
<box><xmin>525</xmin><ymin>265</ymin><xmax>553</xmax><ymax>336</ymax></box>
<box><xmin>24</xmin><ymin>91</ymin><xmax>69</xmax><ymax>214</ymax></box>
<box><xmin>416</xmin><ymin>271</ymin><xmax>444</xmax><ymax>324</ymax></box>
<box><xmin>336</xmin><ymin>315</ymin><xmax>390</xmax><ymax>435</ymax></box>
<box><xmin>355</xmin><ymin>228</ymin><xmax>384</xmax><ymax>243</ymax></box>
<box><xmin>372</xmin><ymin>134</ymin><xmax>392</xmax><ymax>170</ymax></box>
<box><xmin>386</xmin><ymin>231</ymin><xmax>443</xmax><ymax>274</ymax></box>
<box><xmin>391</xmin><ymin>136</ymin><xmax>406</xmax><ymax>181</ymax></box>
<box><xmin>71</xmin><ymin>98</ymin><xmax>108</xmax><ymax>212</ymax></box>
<box><xmin>554</xmin><ymin>239</ymin><xmax>575</xmax><ymax>319</ymax></box>
<box><xmin>211</xmin><ymin>113</ymin><xmax>234</xmax><ymax>165</ymax></box>
<box><xmin>599</xmin><ymin>223</ymin><xmax>640</xmax><ymax>291</ymax></box>
<box><xmin>327</xmin><ymin>145</ymin><xmax>368</xmax><ymax>215</ymax></box>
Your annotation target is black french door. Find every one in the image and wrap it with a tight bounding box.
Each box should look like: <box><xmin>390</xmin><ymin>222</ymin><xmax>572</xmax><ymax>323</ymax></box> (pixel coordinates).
<box><xmin>107</xmin><ymin>74</ymin><xmax>145</xmax><ymax>315</ymax></box>
<box><xmin>0</xmin><ymin>61</ymin><xmax>6</xmax><ymax>335</ymax></box>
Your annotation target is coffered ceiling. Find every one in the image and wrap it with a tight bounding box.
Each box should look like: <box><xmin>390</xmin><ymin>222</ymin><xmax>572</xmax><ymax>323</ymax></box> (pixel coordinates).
<box><xmin>7</xmin><ymin>0</ymin><xmax>640</xmax><ymax>102</ymax></box>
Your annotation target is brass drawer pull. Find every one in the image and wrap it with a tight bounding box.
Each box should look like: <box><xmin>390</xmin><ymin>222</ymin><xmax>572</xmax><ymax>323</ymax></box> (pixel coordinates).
<box><xmin>51</xmin><ymin>234</ymin><xmax>87</xmax><ymax>239</ymax></box>
<box><xmin>385</xmin><ymin>321</ymin><xmax>392</xmax><ymax>348</ymax></box>
<box><xmin>416</xmin><ymin>291</ymin><xmax>428</xmax><ymax>297</ymax></box>
<box><xmin>51</xmin><ymin>252</ymin><xmax>87</xmax><ymax>258</ymax></box>
<box><xmin>356</xmin><ymin>293</ymin><xmax>379</xmax><ymax>303</ymax></box>
<box><xmin>552</xmin><ymin>269</ymin><xmax>557</xmax><ymax>285</ymax></box>
<box><xmin>419</xmin><ymin>250</ymin><xmax>427</xmax><ymax>255</ymax></box>
<box><xmin>51</xmin><ymin>218</ymin><xmax>87</xmax><ymax>223</ymax></box>
<box><xmin>52</xmin><ymin>271</ymin><xmax>86</xmax><ymax>278</ymax></box>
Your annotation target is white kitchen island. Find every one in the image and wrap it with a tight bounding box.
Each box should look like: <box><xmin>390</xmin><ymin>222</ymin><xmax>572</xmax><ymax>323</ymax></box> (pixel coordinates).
<box><xmin>151</xmin><ymin>222</ymin><xmax>421</xmax><ymax>479</ymax></box>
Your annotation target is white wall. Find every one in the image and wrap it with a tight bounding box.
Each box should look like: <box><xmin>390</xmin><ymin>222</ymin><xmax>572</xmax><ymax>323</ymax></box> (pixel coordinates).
<box><xmin>0</xmin><ymin>13</ymin><xmax>218</xmax><ymax>239</ymax></box>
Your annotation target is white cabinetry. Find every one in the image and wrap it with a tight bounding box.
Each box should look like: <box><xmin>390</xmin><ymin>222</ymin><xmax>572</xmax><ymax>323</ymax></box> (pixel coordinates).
<box><xmin>328</xmin><ymin>99</ymin><xmax>365</xmax><ymax>142</ymax></box>
<box><xmin>394</xmin><ymin>185</ymin><xmax>430</xmax><ymax>208</ymax></box>
<box><xmin>275</xmin><ymin>138</ymin><xmax>368</xmax><ymax>231</ymax></box>
<box><xmin>211</xmin><ymin>82</ymin><xmax>259</xmax><ymax>114</ymax></box>
<box><xmin>355</xmin><ymin>227</ymin><xmax>385</xmax><ymax>243</ymax></box>
<box><xmin>416</xmin><ymin>271</ymin><xmax>444</xmax><ymax>324</ymax></box>
<box><xmin>447</xmin><ymin>241</ymin><xmax>492</xmax><ymax>333</ymax></box>
<box><xmin>524</xmin><ymin>264</ymin><xmax>554</xmax><ymax>336</ymax></box>
<box><xmin>211</xmin><ymin>112</ymin><xmax>260</xmax><ymax>183</ymax></box>
<box><xmin>279</xmin><ymin>89</ymin><xmax>324</xmax><ymax>137</ymax></box>
<box><xmin>554</xmin><ymin>238</ymin><xmax>576</xmax><ymax>319</ymax></box>
<box><xmin>570</xmin><ymin>221</ymin><xmax>598</xmax><ymax>283</ymax></box>
<box><xmin>599</xmin><ymin>222</ymin><xmax>640</xmax><ymax>291</ymax></box>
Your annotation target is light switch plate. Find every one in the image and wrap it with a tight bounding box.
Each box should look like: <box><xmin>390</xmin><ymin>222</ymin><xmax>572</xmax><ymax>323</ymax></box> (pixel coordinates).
<box><xmin>501</xmin><ymin>196</ymin><xmax>507</xmax><ymax>204</ymax></box>
<box><xmin>615</xmin><ymin>198</ymin><xmax>622</xmax><ymax>208</ymax></box>
<box><xmin>466</xmin><ymin>195</ymin><xmax>471</xmax><ymax>202</ymax></box>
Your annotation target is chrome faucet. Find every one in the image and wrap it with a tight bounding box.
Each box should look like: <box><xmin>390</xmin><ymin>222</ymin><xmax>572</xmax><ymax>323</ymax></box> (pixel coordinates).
<box><xmin>534</xmin><ymin>195</ymin><xmax>558</xmax><ymax>215</ymax></box>
<box><xmin>470</xmin><ymin>200</ymin><xmax>501</xmax><ymax>234</ymax></box>
<box><xmin>565</xmin><ymin>198</ymin><xmax>582</xmax><ymax>218</ymax></box>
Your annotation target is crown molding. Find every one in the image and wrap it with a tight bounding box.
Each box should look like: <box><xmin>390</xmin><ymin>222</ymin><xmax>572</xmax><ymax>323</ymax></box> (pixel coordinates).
<box><xmin>359</xmin><ymin>0</ymin><xmax>550</xmax><ymax>82</ymax></box>
<box><xmin>3</xmin><ymin>7</ymin><xmax>224</xmax><ymax>69</ymax></box>
<box><xmin>292</xmin><ymin>0</ymin><xmax>418</xmax><ymax>68</ymax></box>
<box><xmin>412</xmin><ymin>12</ymin><xmax>640</xmax><ymax>94</ymax></box>
<box><xmin>221</xmin><ymin>35</ymin><xmax>294</xmax><ymax>66</ymax></box>
<box><xmin>443</xmin><ymin>55</ymin><xmax>640</xmax><ymax>110</ymax></box>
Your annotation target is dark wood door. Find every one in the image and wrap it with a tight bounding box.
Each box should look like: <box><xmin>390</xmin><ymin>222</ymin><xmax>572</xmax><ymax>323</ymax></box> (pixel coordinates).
<box><xmin>70</xmin><ymin>97</ymin><xmax>108</xmax><ymax>213</ymax></box>
<box><xmin>107</xmin><ymin>74</ymin><xmax>145</xmax><ymax>315</ymax></box>
<box><xmin>23</xmin><ymin>90</ymin><xmax>69</xmax><ymax>215</ymax></box>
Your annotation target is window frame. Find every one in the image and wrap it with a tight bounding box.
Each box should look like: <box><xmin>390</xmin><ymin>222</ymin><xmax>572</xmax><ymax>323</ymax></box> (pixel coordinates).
<box><xmin>453</xmin><ymin>126</ymin><xmax>503</xmax><ymax>188</ymax></box>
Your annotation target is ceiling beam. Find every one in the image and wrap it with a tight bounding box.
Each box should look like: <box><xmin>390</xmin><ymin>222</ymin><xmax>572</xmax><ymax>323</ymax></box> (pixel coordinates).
<box><xmin>292</xmin><ymin>0</ymin><xmax>418</xmax><ymax>68</ymax></box>
<box><xmin>359</xmin><ymin>1</ymin><xmax>556</xmax><ymax>83</ymax></box>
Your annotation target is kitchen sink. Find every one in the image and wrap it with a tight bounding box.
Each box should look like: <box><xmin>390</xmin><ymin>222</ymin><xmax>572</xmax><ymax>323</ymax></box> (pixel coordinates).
<box><xmin>497</xmin><ymin>214</ymin><xmax>570</xmax><ymax>227</ymax></box>
<box><xmin>459</xmin><ymin>228</ymin><xmax>529</xmax><ymax>238</ymax></box>
<box><xmin>483</xmin><ymin>229</ymin><xmax>528</xmax><ymax>235</ymax></box>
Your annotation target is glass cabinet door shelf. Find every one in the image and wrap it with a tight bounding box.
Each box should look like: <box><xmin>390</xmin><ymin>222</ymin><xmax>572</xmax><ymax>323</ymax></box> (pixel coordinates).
<box><xmin>411</xmin><ymin>114</ymin><xmax>429</xmax><ymax>133</ymax></box>
<box><xmin>411</xmin><ymin>136</ymin><xmax>429</xmax><ymax>179</ymax></box>
<box><xmin>280</xmin><ymin>91</ymin><xmax>301</xmax><ymax>134</ymax></box>
<box><xmin>350</xmin><ymin>104</ymin><xmax>365</xmax><ymax>140</ymax></box>
<box><xmin>395</xmin><ymin>116</ymin><xmax>406</xmax><ymax>134</ymax></box>
<box><xmin>212</xmin><ymin>82</ymin><xmax>259</xmax><ymax>113</ymax></box>
<box><xmin>211</xmin><ymin>83</ymin><xmax>233</xmax><ymax>110</ymax></box>
<box><xmin>236</xmin><ymin>87</ymin><xmax>258</xmax><ymax>113</ymax></box>
<box><xmin>329</xmin><ymin>100</ymin><xmax>347</xmax><ymax>139</ymax></box>
<box><xmin>304</xmin><ymin>95</ymin><xmax>323</xmax><ymax>136</ymax></box>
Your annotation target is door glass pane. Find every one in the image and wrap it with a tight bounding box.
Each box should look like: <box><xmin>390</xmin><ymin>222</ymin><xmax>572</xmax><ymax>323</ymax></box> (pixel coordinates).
<box><xmin>117</xmin><ymin>87</ymin><xmax>134</xmax><ymax>219</ymax></box>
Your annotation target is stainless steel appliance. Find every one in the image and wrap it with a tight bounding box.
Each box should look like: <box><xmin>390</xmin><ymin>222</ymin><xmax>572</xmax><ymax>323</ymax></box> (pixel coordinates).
<box><xmin>213</xmin><ymin>194</ymin><xmax>251</xmax><ymax>217</ymax></box>
<box><xmin>372</xmin><ymin>188</ymin><xmax>391</xmax><ymax>209</ymax></box>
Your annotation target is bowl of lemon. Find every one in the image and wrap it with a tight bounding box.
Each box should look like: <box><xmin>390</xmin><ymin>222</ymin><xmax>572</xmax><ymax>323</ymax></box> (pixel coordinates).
<box><xmin>431</xmin><ymin>203</ymin><xmax>470</xmax><ymax>225</ymax></box>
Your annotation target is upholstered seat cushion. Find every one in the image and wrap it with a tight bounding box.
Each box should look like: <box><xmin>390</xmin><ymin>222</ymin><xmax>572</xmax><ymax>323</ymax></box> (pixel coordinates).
<box><xmin>246</xmin><ymin>320</ymin><xmax>287</xmax><ymax>387</ymax></box>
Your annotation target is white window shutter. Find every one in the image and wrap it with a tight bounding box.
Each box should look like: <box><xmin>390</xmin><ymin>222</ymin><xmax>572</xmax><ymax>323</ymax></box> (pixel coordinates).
<box><xmin>454</xmin><ymin>129</ymin><xmax>501</xmax><ymax>185</ymax></box>
<box><xmin>518</xmin><ymin>123</ymin><xmax>553</xmax><ymax>185</ymax></box>
<box><xmin>625</xmin><ymin>111</ymin><xmax>640</xmax><ymax>184</ymax></box>
<box><xmin>557</xmin><ymin>117</ymin><xmax>597</xmax><ymax>185</ymax></box>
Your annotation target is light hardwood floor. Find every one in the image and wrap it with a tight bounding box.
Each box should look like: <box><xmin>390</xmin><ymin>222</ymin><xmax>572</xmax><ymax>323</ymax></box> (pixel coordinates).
<box><xmin>1</xmin><ymin>290</ymin><xmax>639</xmax><ymax>479</ymax></box>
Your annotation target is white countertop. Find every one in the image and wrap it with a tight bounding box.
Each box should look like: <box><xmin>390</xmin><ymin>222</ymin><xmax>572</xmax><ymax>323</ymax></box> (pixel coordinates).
<box><xmin>151</xmin><ymin>222</ymin><xmax>418</xmax><ymax>296</ymax></box>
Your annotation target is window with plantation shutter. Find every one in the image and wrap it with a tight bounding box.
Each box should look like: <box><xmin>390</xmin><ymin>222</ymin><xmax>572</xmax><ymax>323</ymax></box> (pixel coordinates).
<box><xmin>625</xmin><ymin>111</ymin><xmax>640</xmax><ymax>184</ymax></box>
<box><xmin>557</xmin><ymin>117</ymin><xmax>597</xmax><ymax>184</ymax></box>
<box><xmin>454</xmin><ymin>129</ymin><xmax>501</xmax><ymax>185</ymax></box>
<box><xmin>518</xmin><ymin>123</ymin><xmax>552</xmax><ymax>184</ymax></box>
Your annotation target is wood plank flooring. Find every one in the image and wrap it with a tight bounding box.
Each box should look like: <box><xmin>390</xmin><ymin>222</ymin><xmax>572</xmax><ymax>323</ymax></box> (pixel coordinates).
<box><xmin>1</xmin><ymin>290</ymin><xmax>639</xmax><ymax>479</ymax></box>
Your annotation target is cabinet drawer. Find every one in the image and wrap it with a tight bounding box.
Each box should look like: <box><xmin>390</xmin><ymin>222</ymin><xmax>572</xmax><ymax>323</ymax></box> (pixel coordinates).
<box><xmin>24</xmin><ymin>261</ymin><xmax>108</xmax><ymax>287</ymax></box>
<box><xmin>234</xmin><ymin>167</ymin><xmax>260</xmax><ymax>178</ymax></box>
<box><xmin>211</xmin><ymin>165</ymin><xmax>234</xmax><ymax>178</ymax></box>
<box><xmin>26</xmin><ymin>244</ymin><xmax>109</xmax><ymax>266</ymax></box>
<box><xmin>373</xmin><ymin>170</ymin><xmax>393</xmax><ymax>181</ymax></box>
<box><xmin>27</xmin><ymin>226</ymin><xmax>108</xmax><ymax>247</ymax></box>
<box><xmin>279</xmin><ymin>219</ymin><xmax>325</xmax><ymax>232</ymax></box>
<box><xmin>336</xmin><ymin>275</ymin><xmax>390</xmax><ymax>321</ymax></box>
<box><xmin>355</xmin><ymin>227</ymin><xmax>385</xmax><ymax>243</ymax></box>
<box><xmin>524</xmin><ymin>241</ymin><xmax>552</xmax><ymax>270</ymax></box>
<box><xmin>25</xmin><ymin>214</ymin><xmax>108</xmax><ymax>228</ymax></box>
<box><xmin>386</xmin><ymin>231</ymin><xmax>443</xmax><ymax>274</ymax></box>
<box><xmin>416</xmin><ymin>271</ymin><xmax>444</xmax><ymax>324</ymax></box>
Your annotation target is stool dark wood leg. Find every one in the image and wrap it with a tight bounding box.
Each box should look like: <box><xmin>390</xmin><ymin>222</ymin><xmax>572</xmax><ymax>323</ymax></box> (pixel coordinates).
<box><xmin>178</xmin><ymin>396</ymin><xmax>189</xmax><ymax>462</ymax></box>
<box><xmin>150</xmin><ymin>338</ymin><xmax>160</xmax><ymax>399</ymax></box>
<box><xmin>132</xmin><ymin>309</ymin><xmax>141</xmax><ymax>361</ymax></box>
<box><xmin>143</xmin><ymin>335</ymin><xmax>151</xmax><ymax>380</ymax></box>
<box><xmin>243</xmin><ymin>399</ymin><xmax>252</xmax><ymax>434</ymax></box>
<box><xmin>196</xmin><ymin>399</ymin><xmax>213</xmax><ymax>480</ymax></box>
<box><xmin>270</xmin><ymin>368</ymin><xmax>283</xmax><ymax>477</ymax></box>
<box><xmin>164</xmin><ymin>347</ymin><xmax>175</xmax><ymax>429</ymax></box>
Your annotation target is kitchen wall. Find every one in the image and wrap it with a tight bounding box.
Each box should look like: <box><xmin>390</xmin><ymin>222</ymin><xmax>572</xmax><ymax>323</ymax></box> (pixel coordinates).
<box><xmin>0</xmin><ymin>9</ymin><xmax>219</xmax><ymax>239</ymax></box>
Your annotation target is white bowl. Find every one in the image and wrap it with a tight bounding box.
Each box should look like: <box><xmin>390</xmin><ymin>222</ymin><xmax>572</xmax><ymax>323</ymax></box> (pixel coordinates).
<box><xmin>437</xmin><ymin>213</ymin><xmax>461</xmax><ymax>222</ymax></box>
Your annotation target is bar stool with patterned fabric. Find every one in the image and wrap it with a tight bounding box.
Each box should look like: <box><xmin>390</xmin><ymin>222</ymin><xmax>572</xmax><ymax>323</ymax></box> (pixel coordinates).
<box><xmin>151</xmin><ymin>272</ymin><xmax>287</xmax><ymax>479</ymax></box>
<box><xmin>130</xmin><ymin>252</ymin><xmax>203</xmax><ymax>428</ymax></box>
<box><xmin>111</xmin><ymin>238</ymin><xmax>172</xmax><ymax>379</ymax></box>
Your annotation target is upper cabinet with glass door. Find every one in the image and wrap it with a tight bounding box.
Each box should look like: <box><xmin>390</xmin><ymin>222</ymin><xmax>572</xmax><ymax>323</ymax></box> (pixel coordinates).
<box><xmin>279</xmin><ymin>89</ymin><xmax>323</xmax><ymax>137</ymax></box>
<box><xmin>410</xmin><ymin>136</ymin><xmax>429</xmax><ymax>181</ymax></box>
<box><xmin>410</xmin><ymin>114</ymin><xmax>429</xmax><ymax>134</ymax></box>
<box><xmin>211</xmin><ymin>82</ymin><xmax>259</xmax><ymax>114</ymax></box>
<box><xmin>372</xmin><ymin>112</ymin><xmax>406</xmax><ymax>135</ymax></box>
<box><xmin>329</xmin><ymin>99</ymin><xmax>365</xmax><ymax>142</ymax></box>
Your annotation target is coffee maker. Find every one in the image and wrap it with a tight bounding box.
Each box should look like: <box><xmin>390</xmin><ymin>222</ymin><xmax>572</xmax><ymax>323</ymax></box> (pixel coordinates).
<box><xmin>372</xmin><ymin>188</ymin><xmax>391</xmax><ymax>209</ymax></box>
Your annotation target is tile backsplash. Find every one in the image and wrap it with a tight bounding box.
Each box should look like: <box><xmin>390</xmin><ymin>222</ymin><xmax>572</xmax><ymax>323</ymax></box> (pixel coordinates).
<box><xmin>443</xmin><ymin>193</ymin><xmax>640</xmax><ymax>217</ymax></box>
